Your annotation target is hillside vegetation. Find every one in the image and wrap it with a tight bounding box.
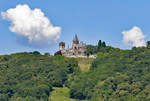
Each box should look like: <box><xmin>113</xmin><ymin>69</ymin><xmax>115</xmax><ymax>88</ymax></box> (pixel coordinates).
<box><xmin>68</xmin><ymin>47</ymin><xmax>150</xmax><ymax>101</ymax></box>
<box><xmin>49</xmin><ymin>87</ymin><xmax>75</xmax><ymax>101</ymax></box>
<box><xmin>77</xmin><ymin>58</ymin><xmax>94</xmax><ymax>72</ymax></box>
<box><xmin>1</xmin><ymin>42</ymin><xmax>150</xmax><ymax>101</ymax></box>
<box><xmin>0</xmin><ymin>52</ymin><xmax>79</xmax><ymax>101</ymax></box>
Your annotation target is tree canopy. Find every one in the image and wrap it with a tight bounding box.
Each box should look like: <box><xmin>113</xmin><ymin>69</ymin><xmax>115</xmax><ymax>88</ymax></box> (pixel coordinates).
<box><xmin>69</xmin><ymin>47</ymin><xmax>150</xmax><ymax>101</ymax></box>
<box><xmin>0</xmin><ymin>52</ymin><xmax>79</xmax><ymax>101</ymax></box>
<box><xmin>1</xmin><ymin>41</ymin><xmax>150</xmax><ymax>101</ymax></box>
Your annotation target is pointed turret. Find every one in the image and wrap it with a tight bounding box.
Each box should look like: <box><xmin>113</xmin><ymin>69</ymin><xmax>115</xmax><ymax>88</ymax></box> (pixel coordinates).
<box><xmin>73</xmin><ymin>34</ymin><xmax>79</xmax><ymax>44</ymax></box>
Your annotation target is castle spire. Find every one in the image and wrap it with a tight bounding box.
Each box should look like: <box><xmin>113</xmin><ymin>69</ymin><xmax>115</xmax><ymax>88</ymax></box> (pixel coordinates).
<box><xmin>73</xmin><ymin>34</ymin><xmax>79</xmax><ymax>44</ymax></box>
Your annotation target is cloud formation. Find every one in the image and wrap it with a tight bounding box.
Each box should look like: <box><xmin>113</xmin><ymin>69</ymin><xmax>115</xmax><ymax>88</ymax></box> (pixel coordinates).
<box><xmin>1</xmin><ymin>4</ymin><xmax>61</xmax><ymax>47</ymax></box>
<box><xmin>122</xmin><ymin>26</ymin><xmax>146</xmax><ymax>47</ymax></box>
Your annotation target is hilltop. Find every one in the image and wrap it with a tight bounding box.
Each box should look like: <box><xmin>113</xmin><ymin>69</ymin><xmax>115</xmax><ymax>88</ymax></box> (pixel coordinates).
<box><xmin>1</xmin><ymin>42</ymin><xmax>150</xmax><ymax>101</ymax></box>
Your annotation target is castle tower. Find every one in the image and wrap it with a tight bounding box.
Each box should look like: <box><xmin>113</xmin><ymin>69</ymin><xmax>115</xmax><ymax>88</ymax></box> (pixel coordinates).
<box><xmin>73</xmin><ymin>34</ymin><xmax>79</xmax><ymax>44</ymax></box>
<box><xmin>72</xmin><ymin>34</ymin><xmax>79</xmax><ymax>55</ymax></box>
<box><xmin>59</xmin><ymin>42</ymin><xmax>65</xmax><ymax>51</ymax></box>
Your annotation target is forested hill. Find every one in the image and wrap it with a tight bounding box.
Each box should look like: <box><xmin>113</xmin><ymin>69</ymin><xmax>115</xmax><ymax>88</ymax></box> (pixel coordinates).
<box><xmin>0</xmin><ymin>52</ymin><xmax>79</xmax><ymax>101</ymax></box>
<box><xmin>69</xmin><ymin>47</ymin><xmax>150</xmax><ymax>101</ymax></box>
<box><xmin>1</xmin><ymin>46</ymin><xmax>150</xmax><ymax>101</ymax></box>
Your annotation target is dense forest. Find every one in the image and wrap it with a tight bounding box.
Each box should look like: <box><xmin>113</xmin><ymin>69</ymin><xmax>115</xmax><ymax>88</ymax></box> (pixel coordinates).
<box><xmin>1</xmin><ymin>41</ymin><xmax>150</xmax><ymax>101</ymax></box>
<box><xmin>0</xmin><ymin>52</ymin><xmax>79</xmax><ymax>101</ymax></box>
<box><xmin>69</xmin><ymin>47</ymin><xmax>150</xmax><ymax>101</ymax></box>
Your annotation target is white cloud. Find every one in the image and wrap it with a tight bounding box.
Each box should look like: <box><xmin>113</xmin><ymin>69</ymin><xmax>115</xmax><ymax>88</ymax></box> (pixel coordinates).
<box><xmin>1</xmin><ymin>4</ymin><xmax>61</xmax><ymax>47</ymax></box>
<box><xmin>122</xmin><ymin>26</ymin><xmax>146</xmax><ymax>47</ymax></box>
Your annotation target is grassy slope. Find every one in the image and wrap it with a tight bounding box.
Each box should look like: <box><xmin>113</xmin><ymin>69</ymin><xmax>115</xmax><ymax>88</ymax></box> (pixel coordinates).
<box><xmin>49</xmin><ymin>87</ymin><xmax>77</xmax><ymax>101</ymax></box>
<box><xmin>49</xmin><ymin>58</ymin><xmax>93</xmax><ymax>101</ymax></box>
<box><xmin>77</xmin><ymin>58</ymin><xmax>94</xmax><ymax>72</ymax></box>
<box><xmin>49</xmin><ymin>87</ymin><xmax>88</xmax><ymax>101</ymax></box>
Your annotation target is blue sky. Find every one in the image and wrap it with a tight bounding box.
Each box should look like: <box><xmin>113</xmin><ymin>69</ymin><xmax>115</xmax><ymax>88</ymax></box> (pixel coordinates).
<box><xmin>0</xmin><ymin>0</ymin><xmax>150</xmax><ymax>55</ymax></box>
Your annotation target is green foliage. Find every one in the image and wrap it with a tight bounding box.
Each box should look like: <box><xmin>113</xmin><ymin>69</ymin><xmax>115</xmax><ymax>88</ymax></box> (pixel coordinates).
<box><xmin>76</xmin><ymin>58</ymin><xmax>94</xmax><ymax>72</ymax></box>
<box><xmin>86</xmin><ymin>40</ymin><xmax>115</xmax><ymax>56</ymax></box>
<box><xmin>32</xmin><ymin>51</ymin><xmax>41</xmax><ymax>55</ymax></box>
<box><xmin>50</xmin><ymin>87</ymin><xmax>88</xmax><ymax>101</ymax></box>
<box><xmin>44</xmin><ymin>52</ymin><xmax>51</xmax><ymax>57</ymax></box>
<box><xmin>0</xmin><ymin>94</ymin><xmax>8</xmax><ymax>101</ymax></box>
<box><xmin>98</xmin><ymin>40</ymin><xmax>102</xmax><ymax>49</ymax></box>
<box><xmin>147</xmin><ymin>41</ymin><xmax>150</xmax><ymax>48</ymax></box>
<box><xmin>86</xmin><ymin>45</ymin><xmax>98</xmax><ymax>56</ymax></box>
<box><xmin>0</xmin><ymin>52</ymin><xmax>78</xmax><ymax>101</ymax></box>
<box><xmin>50</xmin><ymin>87</ymin><xmax>75</xmax><ymax>101</ymax></box>
<box><xmin>69</xmin><ymin>47</ymin><xmax>150</xmax><ymax>101</ymax></box>
<box><xmin>98</xmin><ymin>40</ymin><xmax>106</xmax><ymax>50</ymax></box>
<box><xmin>2</xmin><ymin>45</ymin><xmax>150</xmax><ymax>101</ymax></box>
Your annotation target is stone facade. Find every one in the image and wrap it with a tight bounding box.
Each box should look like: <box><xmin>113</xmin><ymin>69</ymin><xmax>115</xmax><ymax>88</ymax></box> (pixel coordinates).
<box><xmin>59</xmin><ymin>35</ymin><xmax>87</xmax><ymax>57</ymax></box>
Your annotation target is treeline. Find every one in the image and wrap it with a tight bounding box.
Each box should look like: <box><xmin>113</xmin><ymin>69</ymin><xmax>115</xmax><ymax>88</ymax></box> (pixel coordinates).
<box><xmin>86</xmin><ymin>40</ymin><xmax>118</xmax><ymax>56</ymax></box>
<box><xmin>2</xmin><ymin>41</ymin><xmax>150</xmax><ymax>101</ymax></box>
<box><xmin>68</xmin><ymin>46</ymin><xmax>150</xmax><ymax>101</ymax></box>
<box><xmin>0</xmin><ymin>52</ymin><xmax>79</xmax><ymax>101</ymax></box>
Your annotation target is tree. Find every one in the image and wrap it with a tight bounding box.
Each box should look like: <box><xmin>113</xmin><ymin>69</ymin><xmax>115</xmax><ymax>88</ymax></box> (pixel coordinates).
<box><xmin>98</xmin><ymin>40</ymin><xmax>102</xmax><ymax>50</ymax></box>
<box><xmin>32</xmin><ymin>51</ymin><xmax>40</xmax><ymax>55</ymax></box>
<box><xmin>44</xmin><ymin>52</ymin><xmax>50</xmax><ymax>57</ymax></box>
<box><xmin>86</xmin><ymin>45</ymin><xmax>98</xmax><ymax>55</ymax></box>
<box><xmin>147</xmin><ymin>41</ymin><xmax>150</xmax><ymax>48</ymax></box>
<box><xmin>98</xmin><ymin>40</ymin><xmax>106</xmax><ymax>51</ymax></box>
<box><xmin>0</xmin><ymin>94</ymin><xmax>8</xmax><ymax>101</ymax></box>
<box><xmin>0</xmin><ymin>52</ymin><xmax>78</xmax><ymax>101</ymax></box>
<box><xmin>102</xmin><ymin>42</ymin><xmax>106</xmax><ymax>47</ymax></box>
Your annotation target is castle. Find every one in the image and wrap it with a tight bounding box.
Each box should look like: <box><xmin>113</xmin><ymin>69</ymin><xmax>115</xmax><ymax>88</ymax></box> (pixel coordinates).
<box><xmin>58</xmin><ymin>35</ymin><xmax>87</xmax><ymax>57</ymax></box>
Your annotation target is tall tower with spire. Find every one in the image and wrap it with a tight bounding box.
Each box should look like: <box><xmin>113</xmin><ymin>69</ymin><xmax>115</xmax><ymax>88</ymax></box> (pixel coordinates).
<box><xmin>72</xmin><ymin>34</ymin><xmax>79</xmax><ymax>54</ymax></box>
<box><xmin>73</xmin><ymin>34</ymin><xmax>79</xmax><ymax>44</ymax></box>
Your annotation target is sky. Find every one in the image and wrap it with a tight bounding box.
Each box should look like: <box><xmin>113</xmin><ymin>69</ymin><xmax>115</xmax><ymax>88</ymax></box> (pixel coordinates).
<box><xmin>0</xmin><ymin>0</ymin><xmax>150</xmax><ymax>55</ymax></box>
